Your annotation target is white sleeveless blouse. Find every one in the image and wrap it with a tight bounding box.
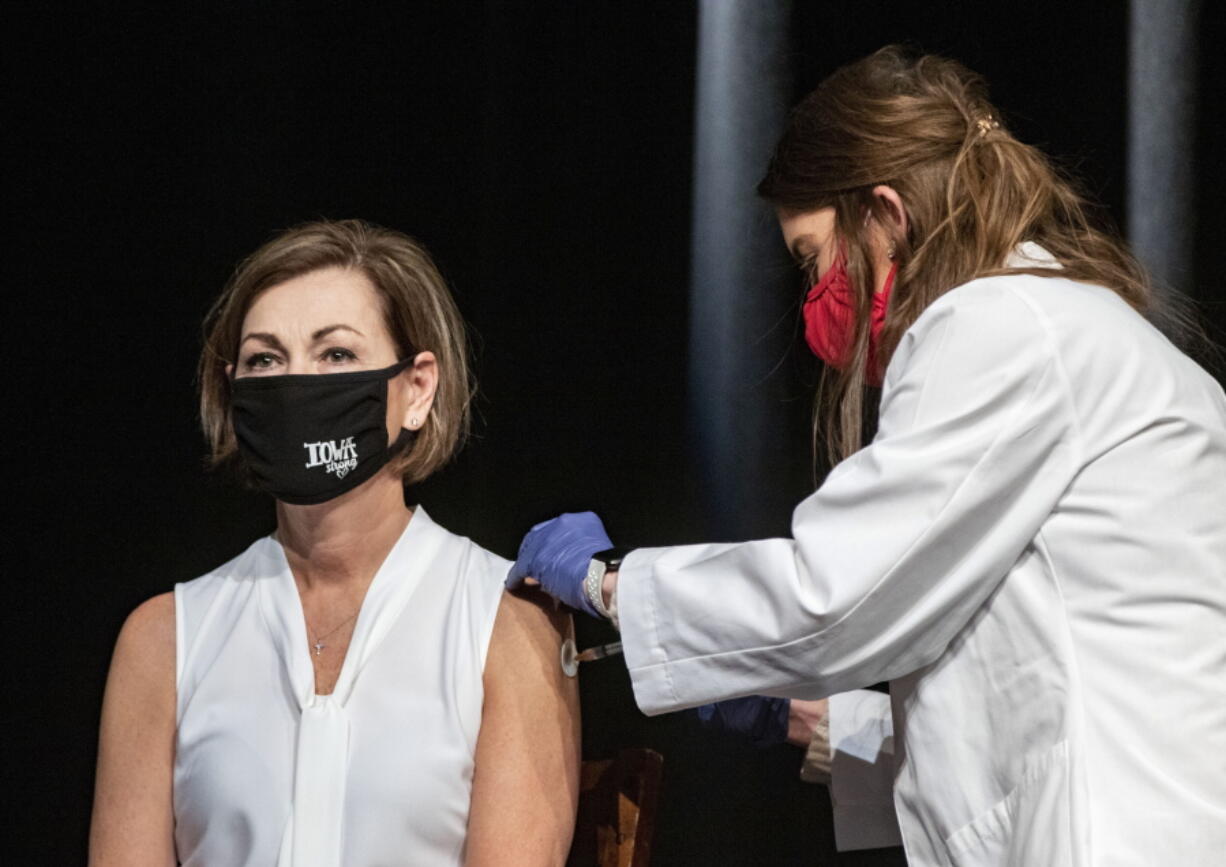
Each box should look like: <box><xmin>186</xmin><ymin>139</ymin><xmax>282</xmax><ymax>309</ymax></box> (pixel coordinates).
<box><xmin>172</xmin><ymin>508</ymin><xmax>507</xmax><ymax>866</ymax></box>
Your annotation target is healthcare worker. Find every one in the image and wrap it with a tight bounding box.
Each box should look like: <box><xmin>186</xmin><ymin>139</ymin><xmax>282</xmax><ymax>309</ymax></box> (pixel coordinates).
<box><xmin>507</xmin><ymin>46</ymin><xmax>1226</xmax><ymax>866</ymax></box>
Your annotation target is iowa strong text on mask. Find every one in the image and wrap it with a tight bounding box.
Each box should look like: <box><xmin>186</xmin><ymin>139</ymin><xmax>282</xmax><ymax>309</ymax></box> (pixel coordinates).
<box><xmin>303</xmin><ymin>437</ymin><xmax>359</xmax><ymax>479</ymax></box>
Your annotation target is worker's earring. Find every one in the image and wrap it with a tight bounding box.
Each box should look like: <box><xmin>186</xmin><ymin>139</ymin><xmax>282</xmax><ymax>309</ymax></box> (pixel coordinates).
<box><xmin>887</xmin><ymin>242</ymin><xmax>897</xmax><ymax>261</ymax></box>
<box><xmin>410</xmin><ymin>416</ymin><xmax>420</xmax><ymax>429</ymax></box>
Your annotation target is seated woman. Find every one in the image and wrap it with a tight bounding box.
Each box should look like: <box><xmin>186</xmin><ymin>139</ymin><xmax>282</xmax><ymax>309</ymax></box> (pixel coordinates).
<box><xmin>89</xmin><ymin>219</ymin><xmax>580</xmax><ymax>866</ymax></box>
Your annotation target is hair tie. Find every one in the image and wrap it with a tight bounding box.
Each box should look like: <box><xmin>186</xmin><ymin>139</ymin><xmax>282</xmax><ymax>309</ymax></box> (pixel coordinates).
<box><xmin>975</xmin><ymin>115</ymin><xmax>1001</xmax><ymax>138</ymax></box>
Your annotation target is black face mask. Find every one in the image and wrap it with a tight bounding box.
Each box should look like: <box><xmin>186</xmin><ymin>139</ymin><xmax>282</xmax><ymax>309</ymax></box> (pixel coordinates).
<box><xmin>230</xmin><ymin>358</ymin><xmax>417</xmax><ymax>505</ymax></box>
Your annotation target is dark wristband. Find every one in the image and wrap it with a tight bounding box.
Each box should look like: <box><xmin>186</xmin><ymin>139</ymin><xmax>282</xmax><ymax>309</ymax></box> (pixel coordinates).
<box><xmin>592</xmin><ymin>547</ymin><xmax>633</xmax><ymax>570</ymax></box>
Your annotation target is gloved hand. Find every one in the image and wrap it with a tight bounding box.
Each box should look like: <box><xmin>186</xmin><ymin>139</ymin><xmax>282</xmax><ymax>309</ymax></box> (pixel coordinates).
<box><xmin>506</xmin><ymin>511</ymin><xmax>613</xmax><ymax>618</ymax></box>
<box><xmin>695</xmin><ymin>695</ymin><xmax>791</xmax><ymax>748</ymax></box>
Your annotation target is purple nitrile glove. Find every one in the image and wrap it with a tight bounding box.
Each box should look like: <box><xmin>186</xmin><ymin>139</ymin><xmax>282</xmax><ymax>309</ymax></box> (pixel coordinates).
<box><xmin>506</xmin><ymin>511</ymin><xmax>613</xmax><ymax>618</ymax></box>
<box><xmin>695</xmin><ymin>696</ymin><xmax>791</xmax><ymax>748</ymax></box>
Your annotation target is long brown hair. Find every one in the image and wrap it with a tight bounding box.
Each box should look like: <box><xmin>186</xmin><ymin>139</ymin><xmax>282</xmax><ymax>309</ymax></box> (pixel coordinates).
<box><xmin>759</xmin><ymin>45</ymin><xmax>1160</xmax><ymax>466</ymax></box>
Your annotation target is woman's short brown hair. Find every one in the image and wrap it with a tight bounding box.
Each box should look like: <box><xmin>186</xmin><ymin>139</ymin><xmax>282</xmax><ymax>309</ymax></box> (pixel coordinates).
<box><xmin>199</xmin><ymin>219</ymin><xmax>472</xmax><ymax>485</ymax></box>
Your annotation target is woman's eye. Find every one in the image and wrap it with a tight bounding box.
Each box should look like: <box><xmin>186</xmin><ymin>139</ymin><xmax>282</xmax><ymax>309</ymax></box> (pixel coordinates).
<box><xmin>243</xmin><ymin>352</ymin><xmax>279</xmax><ymax>370</ymax></box>
<box><xmin>323</xmin><ymin>347</ymin><xmax>357</xmax><ymax>364</ymax></box>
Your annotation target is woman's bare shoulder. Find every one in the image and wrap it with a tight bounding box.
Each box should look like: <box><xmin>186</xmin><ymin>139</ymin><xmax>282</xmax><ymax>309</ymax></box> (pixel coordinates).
<box><xmin>486</xmin><ymin>589</ymin><xmax>570</xmax><ymax>671</ymax></box>
<box><xmin>109</xmin><ymin>592</ymin><xmax>176</xmax><ymax>697</ymax></box>
<box><xmin>118</xmin><ymin>593</ymin><xmax>175</xmax><ymax>650</ymax></box>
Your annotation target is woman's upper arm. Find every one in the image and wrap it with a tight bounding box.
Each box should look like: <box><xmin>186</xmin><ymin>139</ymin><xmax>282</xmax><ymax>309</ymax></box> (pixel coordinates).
<box><xmin>89</xmin><ymin>592</ymin><xmax>177</xmax><ymax>867</ymax></box>
<box><xmin>465</xmin><ymin>589</ymin><xmax>581</xmax><ymax>867</ymax></box>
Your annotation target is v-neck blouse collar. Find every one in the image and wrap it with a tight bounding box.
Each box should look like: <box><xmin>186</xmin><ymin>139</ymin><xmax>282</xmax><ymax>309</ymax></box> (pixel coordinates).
<box><xmin>255</xmin><ymin>506</ymin><xmax>448</xmax><ymax>710</ymax></box>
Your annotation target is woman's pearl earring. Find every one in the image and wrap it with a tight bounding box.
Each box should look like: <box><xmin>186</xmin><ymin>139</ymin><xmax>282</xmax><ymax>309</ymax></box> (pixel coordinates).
<box><xmin>410</xmin><ymin>417</ymin><xmax>420</xmax><ymax>429</ymax></box>
<box><xmin>887</xmin><ymin>242</ymin><xmax>897</xmax><ymax>261</ymax></box>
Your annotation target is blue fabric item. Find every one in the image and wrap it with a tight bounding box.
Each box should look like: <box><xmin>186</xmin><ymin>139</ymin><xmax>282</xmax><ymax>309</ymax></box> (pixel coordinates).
<box><xmin>506</xmin><ymin>511</ymin><xmax>613</xmax><ymax>618</ymax></box>
<box><xmin>695</xmin><ymin>696</ymin><xmax>791</xmax><ymax>748</ymax></box>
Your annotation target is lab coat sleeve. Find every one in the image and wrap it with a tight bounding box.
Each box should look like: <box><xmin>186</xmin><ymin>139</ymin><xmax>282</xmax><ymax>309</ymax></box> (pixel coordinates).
<box><xmin>616</xmin><ymin>281</ymin><xmax>1082</xmax><ymax>713</ymax></box>
<box><xmin>827</xmin><ymin>690</ymin><xmax>902</xmax><ymax>851</ymax></box>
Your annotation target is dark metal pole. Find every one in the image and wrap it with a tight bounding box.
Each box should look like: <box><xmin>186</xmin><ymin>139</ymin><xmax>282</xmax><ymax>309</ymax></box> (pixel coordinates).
<box><xmin>1129</xmin><ymin>0</ymin><xmax>1201</xmax><ymax>296</ymax></box>
<box><xmin>689</xmin><ymin>0</ymin><xmax>796</xmax><ymax>539</ymax></box>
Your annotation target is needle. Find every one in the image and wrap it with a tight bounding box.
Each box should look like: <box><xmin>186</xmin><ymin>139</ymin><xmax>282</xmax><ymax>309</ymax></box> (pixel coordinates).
<box><xmin>560</xmin><ymin>639</ymin><xmax>623</xmax><ymax>677</ymax></box>
<box><xmin>575</xmin><ymin>641</ymin><xmax>622</xmax><ymax>663</ymax></box>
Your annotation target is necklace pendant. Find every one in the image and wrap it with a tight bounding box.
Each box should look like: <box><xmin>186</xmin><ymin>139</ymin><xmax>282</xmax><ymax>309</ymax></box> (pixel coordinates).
<box><xmin>313</xmin><ymin>640</ymin><xmax>325</xmax><ymax>656</ymax></box>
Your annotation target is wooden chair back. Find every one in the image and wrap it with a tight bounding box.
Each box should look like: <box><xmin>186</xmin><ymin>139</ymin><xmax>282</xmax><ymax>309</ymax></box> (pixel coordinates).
<box><xmin>568</xmin><ymin>748</ymin><xmax>664</xmax><ymax>867</ymax></box>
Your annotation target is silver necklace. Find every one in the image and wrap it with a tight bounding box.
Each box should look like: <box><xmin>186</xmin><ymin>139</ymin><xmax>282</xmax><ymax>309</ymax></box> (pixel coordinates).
<box><xmin>309</xmin><ymin>609</ymin><xmax>360</xmax><ymax>656</ymax></box>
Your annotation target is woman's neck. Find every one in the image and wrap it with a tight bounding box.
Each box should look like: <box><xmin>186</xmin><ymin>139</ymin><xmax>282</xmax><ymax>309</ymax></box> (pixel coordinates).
<box><xmin>274</xmin><ymin>472</ymin><xmax>413</xmax><ymax>592</ymax></box>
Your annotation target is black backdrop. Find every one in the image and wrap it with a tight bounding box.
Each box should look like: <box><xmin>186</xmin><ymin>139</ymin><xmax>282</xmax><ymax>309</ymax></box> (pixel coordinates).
<box><xmin>11</xmin><ymin>1</ymin><xmax>1224</xmax><ymax>863</ymax></box>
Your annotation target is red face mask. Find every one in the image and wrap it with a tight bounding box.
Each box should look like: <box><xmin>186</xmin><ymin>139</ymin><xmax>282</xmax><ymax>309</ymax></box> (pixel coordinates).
<box><xmin>802</xmin><ymin>252</ymin><xmax>897</xmax><ymax>387</ymax></box>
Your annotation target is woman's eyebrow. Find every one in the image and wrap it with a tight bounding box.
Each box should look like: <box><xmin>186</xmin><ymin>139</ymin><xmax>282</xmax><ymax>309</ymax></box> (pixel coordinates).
<box><xmin>311</xmin><ymin>324</ymin><xmax>365</xmax><ymax>342</ymax></box>
<box><xmin>239</xmin><ymin>331</ymin><xmax>288</xmax><ymax>353</ymax></box>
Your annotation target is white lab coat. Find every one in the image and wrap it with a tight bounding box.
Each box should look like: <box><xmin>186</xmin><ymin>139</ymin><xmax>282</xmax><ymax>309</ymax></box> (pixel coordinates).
<box><xmin>617</xmin><ymin>245</ymin><xmax>1226</xmax><ymax>866</ymax></box>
